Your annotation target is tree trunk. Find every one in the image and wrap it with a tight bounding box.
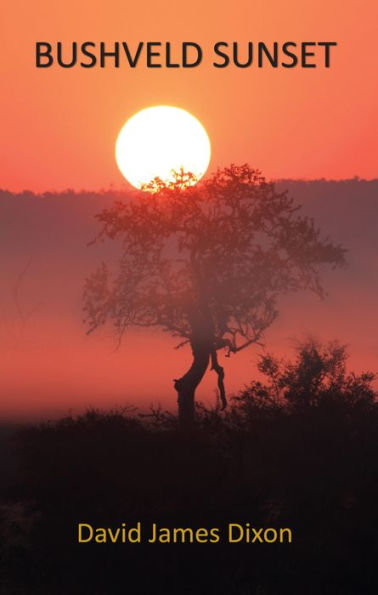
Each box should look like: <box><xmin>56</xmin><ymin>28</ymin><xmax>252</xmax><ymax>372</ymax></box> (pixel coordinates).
<box><xmin>174</xmin><ymin>340</ymin><xmax>211</xmax><ymax>430</ymax></box>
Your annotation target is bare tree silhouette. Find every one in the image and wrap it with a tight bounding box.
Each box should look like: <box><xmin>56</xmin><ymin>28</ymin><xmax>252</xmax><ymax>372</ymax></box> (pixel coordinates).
<box><xmin>84</xmin><ymin>165</ymin><xmax>345</xmax><ymax>428</ymax></box>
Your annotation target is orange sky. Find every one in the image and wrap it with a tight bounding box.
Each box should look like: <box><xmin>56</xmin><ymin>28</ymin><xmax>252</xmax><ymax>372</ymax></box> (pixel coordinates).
<box><xmin>1</xmin><ymin>0</ymin><xmax>377</xmax><ymax>191</ymax></box>
<box><xmin>1</xmin><ymin>2</ymin><xmax>377</xmax><ymax>420</ymax></box>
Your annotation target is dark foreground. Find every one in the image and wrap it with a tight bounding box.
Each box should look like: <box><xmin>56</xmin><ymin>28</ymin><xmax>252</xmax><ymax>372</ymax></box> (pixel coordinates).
<box><xmin>1</xmin><ymin>343</ymin><xmax>378</xmax><ymax>594</ymax></box>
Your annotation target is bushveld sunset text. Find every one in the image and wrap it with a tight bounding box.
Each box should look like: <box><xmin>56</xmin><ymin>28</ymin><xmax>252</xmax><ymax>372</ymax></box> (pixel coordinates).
<box><xmin>36</xmin><ymin>41</ymin><xmax>337</xmax><ymax>69</ymax></box>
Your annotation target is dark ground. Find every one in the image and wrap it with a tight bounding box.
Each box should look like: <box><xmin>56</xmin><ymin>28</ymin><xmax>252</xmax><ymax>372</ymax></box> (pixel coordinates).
<box><xmin>1</xmin><ymin>344</ymin><xmax>378</xmax><ymax>595</ymax></box>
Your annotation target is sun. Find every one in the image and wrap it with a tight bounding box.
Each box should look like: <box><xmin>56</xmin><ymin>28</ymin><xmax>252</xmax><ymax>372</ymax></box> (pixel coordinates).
<box><xmin>115</xmin><ymin>106</ymin><xmax>211</xmax><ymax>190</ymax></box>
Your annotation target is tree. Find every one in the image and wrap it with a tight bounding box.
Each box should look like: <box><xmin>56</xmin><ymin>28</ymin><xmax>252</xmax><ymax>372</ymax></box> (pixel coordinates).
<box><xmin>84</xmin><ymin>165</ymin><xmax>345</xmax><ymax>428</ymax></box>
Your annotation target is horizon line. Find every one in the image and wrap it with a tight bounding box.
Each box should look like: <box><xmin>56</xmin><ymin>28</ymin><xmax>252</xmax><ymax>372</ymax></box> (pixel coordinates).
<box><xmin>1</xmin><ymin>176</ymin><xmax>378</xmax><ymax>196</ymax></box>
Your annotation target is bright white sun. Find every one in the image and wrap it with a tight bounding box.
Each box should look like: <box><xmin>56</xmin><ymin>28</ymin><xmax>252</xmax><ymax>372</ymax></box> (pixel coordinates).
<box><xmin>115</xmin><ymin>106</ymin><xmax>211</xmax><ymax>190</ymax></box>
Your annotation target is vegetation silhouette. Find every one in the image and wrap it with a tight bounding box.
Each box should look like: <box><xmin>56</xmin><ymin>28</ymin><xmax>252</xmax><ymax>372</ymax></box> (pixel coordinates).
<box><xmin>84</xmin><ymin>165</ymin><xmax>345</xmax><ymax>428</ymax></box>
<box><xmin>2</xmin><ymin>341</ymin><xmax>377</xmax><ymax>594</ymax></box>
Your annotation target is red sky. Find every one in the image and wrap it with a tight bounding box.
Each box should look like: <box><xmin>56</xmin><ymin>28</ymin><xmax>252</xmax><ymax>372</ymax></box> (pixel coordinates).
<box><xmin>1</xmin><ymin>0</ymin><xmax>377</xmax><ymax>191</ymax></box>
<box><xmin>0</xmin><ymin>2</ymin><xmax>377</xmax><ymax>420</ymax></box>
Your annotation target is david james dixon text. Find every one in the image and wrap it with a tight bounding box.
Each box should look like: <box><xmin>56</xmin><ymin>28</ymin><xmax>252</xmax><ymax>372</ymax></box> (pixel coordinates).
<box><xmin>78</xmin><ymin>522</ymin><xmax>293</xmax><ymax>544</ymax></box>
<box><xmin>36</xmin><ymin>41</ymin><xmax>337</xmax><ymax>69</ymax></box>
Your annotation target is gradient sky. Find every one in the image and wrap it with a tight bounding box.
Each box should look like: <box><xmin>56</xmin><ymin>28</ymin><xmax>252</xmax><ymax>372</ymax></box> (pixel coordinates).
<box><xmin>1</xmin><ymin>0</ymin><xmax>377</xmax><ymax>192</ymax></box>
<box><xmin>1</xmin><ymin>2</ymin><xmax>377</xmax><ymax>420</ymax></box>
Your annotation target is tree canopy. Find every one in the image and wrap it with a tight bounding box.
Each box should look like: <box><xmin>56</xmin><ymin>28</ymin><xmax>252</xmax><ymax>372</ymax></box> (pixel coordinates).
<box><xmin>84</xmin><ymin>165</ymin><xmax>345</xmax><ymax>426</ymax></box>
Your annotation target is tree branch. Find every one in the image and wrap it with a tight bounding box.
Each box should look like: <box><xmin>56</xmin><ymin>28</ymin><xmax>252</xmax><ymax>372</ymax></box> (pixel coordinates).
<box><xmin>210</xmin><ymin>349</ymin><xmax>227</xmax><ymax>410</ymax></box>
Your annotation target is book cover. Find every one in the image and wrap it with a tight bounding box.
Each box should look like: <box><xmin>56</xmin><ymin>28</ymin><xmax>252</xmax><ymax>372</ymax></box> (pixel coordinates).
<box><xmin>1</xmin><ymin>1</ymin><xmax>377</xmax><ymax>593</ymax></box>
